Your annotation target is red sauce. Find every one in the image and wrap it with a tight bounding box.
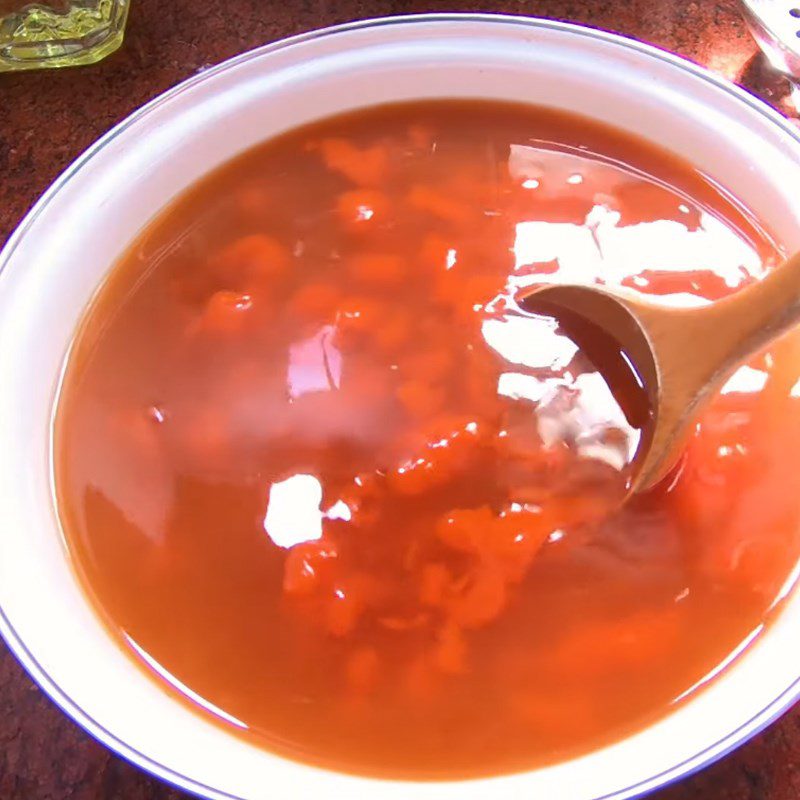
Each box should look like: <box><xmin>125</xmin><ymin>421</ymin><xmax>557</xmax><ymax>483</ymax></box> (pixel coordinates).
<box><xmin>55</xmin><ymin>100</ymin><xmax>800</xmax><ymax>778</ymax></box>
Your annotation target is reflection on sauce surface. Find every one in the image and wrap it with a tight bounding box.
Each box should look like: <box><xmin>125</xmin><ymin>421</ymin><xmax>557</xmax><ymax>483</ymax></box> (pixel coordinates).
<box><xmin>55</xmin><ymin>101</ymin><xmax>800</xmax><ymax>778</ymax></box>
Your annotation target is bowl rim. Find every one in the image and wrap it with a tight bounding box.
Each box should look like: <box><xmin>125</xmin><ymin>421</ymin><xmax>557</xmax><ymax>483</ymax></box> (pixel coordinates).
<box><xmin>1</xmin><ymin>12</ymin><xmax>799</xmax><ymax>800</ymax></box>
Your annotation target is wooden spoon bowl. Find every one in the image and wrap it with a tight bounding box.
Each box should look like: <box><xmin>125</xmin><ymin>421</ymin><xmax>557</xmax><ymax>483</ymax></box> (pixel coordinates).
<box><xmin>521</xmin><ymin>251</ymin><xmax>800</xmax><ymax>492</ymax></box>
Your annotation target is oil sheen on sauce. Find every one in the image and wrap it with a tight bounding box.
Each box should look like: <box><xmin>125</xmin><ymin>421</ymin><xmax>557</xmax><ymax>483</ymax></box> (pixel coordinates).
<box><xmin>55</xmin><ymin>100</ymin><xmax>800</xmax><ymax>779</ymax></box>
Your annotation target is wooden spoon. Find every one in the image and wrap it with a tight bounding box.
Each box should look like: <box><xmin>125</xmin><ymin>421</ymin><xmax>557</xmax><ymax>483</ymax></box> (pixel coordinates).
<box><xmin>520</xmin><ymin>251</ymin><xmax>800</xmax><ymax>492</ymax></box>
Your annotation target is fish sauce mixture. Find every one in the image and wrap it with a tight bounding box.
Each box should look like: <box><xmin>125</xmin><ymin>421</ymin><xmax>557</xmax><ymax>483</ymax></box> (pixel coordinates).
<box><xmin>55</xmin><ymin>101</ymin><xmax>800</xmax><ymax>778</ymax></box>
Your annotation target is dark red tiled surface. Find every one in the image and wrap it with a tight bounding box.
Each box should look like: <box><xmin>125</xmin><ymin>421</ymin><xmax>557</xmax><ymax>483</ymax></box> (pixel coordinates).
<box><xmin>1</xmin><ymin>1</ymin><xmax>799</xmax><ymax>797</ymax></box>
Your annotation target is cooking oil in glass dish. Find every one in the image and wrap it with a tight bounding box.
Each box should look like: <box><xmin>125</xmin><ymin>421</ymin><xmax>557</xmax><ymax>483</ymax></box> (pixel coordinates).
<box><xmin>0</xmin><ymin>0</ymin><xmax>129</xmax><ymax>71</ymax></box>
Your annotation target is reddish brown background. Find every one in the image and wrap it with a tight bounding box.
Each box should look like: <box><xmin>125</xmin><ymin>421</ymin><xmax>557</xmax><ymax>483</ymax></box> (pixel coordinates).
<box><xmin>1</xmin><ymin>1</ymin><xmax>799</xmax><ymax>798</ymax></box>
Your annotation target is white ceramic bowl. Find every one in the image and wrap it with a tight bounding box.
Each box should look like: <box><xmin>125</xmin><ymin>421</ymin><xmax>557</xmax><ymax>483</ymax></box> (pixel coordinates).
<box><xmin>1</xmin><ymin>14</ymin><xmax>800</xmax><ymax>800</ymax></box>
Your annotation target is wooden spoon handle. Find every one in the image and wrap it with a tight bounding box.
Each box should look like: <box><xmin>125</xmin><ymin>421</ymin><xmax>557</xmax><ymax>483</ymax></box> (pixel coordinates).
<box><xmin>639</xmin><ymin>251</ymin><xmax>800</xmax><ymax>402</ymax></box>
<box><xmin>627</xmin><ymin>250</ymin><xmax>800</xmax><ymax>490</ymax></box>
<box><xmin>696</xmin><ymin>250</ymin><xmax>800</xmax><ymax>382</ymax></box>
<box><xmin>710</xmin><ymin>249</ymin><xmax>800</xmax><ymax>351</ymax></box>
